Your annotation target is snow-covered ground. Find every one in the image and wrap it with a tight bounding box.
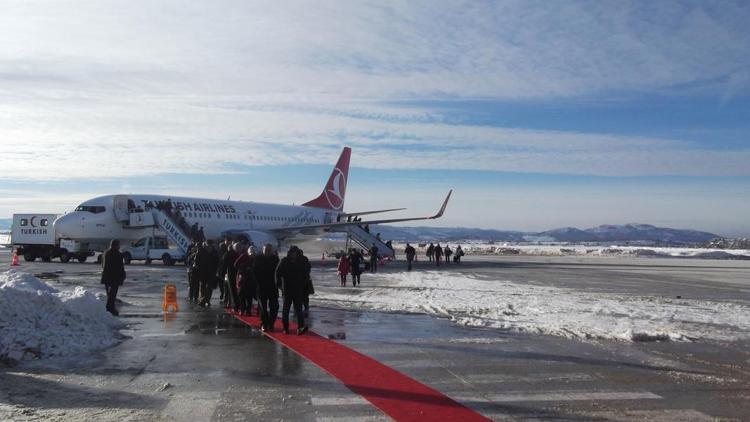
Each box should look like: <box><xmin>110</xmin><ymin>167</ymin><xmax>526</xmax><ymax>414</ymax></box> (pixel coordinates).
<box><xmin>399</xmin><ymin>242</ymin><xmax>750</xmax><ymax>259</ymax></box>
<box><xmin>0</xmin><ymin>270</ymin><xmax>124</xmax><ymax>363</ymax></box>
<box><xmin>0</xmin><ymin>231</ymin><xmax>9</xmax><ymax>248</ymax></box>
<box><xmin>315</xmin><ymin>271</ymin><xmax>750</xmax><ymax>342</ymax></box>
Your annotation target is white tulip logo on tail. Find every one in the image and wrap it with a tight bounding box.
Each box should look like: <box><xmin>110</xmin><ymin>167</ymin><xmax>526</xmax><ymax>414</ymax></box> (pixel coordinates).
<box><xmin>325</xmin><ymin>168</ymin><xmax>346</xmax><ymax>210</ymax></box>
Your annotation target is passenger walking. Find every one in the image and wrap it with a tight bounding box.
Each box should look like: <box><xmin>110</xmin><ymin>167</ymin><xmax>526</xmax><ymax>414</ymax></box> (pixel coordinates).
<box><xmin>254</xmin><ymin>243</ymin><xmax>280</xmax><ymax>332</ymax></box>
<box><xmin>434</xmin><ymin>243</ymin><xmax>443</xmax><ymax>267</ymax></box>
<box><xmin>299</xmin><ymin>249</ymin><xmax>313</xmax><ymax>317</ymax></box>
<box><xmin>348</xmin><ymin>248</ymin><xmax>363</xmax><ymax>286</ymax></box>
<box><xmin>198</xmin><ymin>240</ymin><xmax>220</xmax><ymax>307</ymax></box>
<box><xmin>455</xmin><ymin>245</ymin><xmax>464</xmax><ymax>263</ymax></box>
<box><xmin>404</xmin><ymin>243</ymin><xmax>416</xmax><ymax>271</ymax></box>
<box><xmin>224</xmin><ymin>242</ymin><xmax>242</xmax><ymax>310</ymax></box>
<box><xmin>234</xmin><ymin>245</ymin><xmax>257</xmax><ymax>315</ymax></box>
<box><xmin>426</xmin><ymin>243</ymin><xmax>435</xmax><ymax>262</ymax></box>
<box><xmin>101</xmin><ymin>239</ymin><xmax>126</xmax><ymax>316</ymax></box>
<box><xmin>276</xmin><ymin>246</ymin><xmax>309</xmax><ymax>335</ymax></box>
<box><xmin>444</xmin><ymin>245</ymin><xmax>452</xmax><ymax>265</ymax></box>
<box><xmin>187</xmin><ymin>242</ymin><xmax>202</xmax><ymax>303</ymax></box>
<box><xmin>216</xmin><ymin>240</ymin><xmax>229</xmax><ymax>301</ymax></box>
<box><xmin>369</xmin><ymin>244</ymin><xmax>379</xmax><ymax>273</ymax></box>
<box><xmin>337</xmin><ymin>253</ymin><xmax>350</xmax><ymax>286</ymax></box>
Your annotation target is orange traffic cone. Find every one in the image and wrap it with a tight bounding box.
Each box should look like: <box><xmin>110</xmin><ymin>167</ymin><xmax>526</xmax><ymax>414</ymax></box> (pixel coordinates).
<box><xmin>11</xmin><ymin>250</ymin><xmax>20</xmax><ymax>266</ymax></box>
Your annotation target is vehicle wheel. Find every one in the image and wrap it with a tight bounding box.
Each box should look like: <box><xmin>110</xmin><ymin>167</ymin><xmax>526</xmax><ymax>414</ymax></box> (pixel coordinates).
<box><xmin>60</xmin><ymin>253</ymin><xmax>71</xmax><ymax>263</ymax></box>
<box><xmin>23</xmin><ymin>251</ymin><xmax>37</xmax><ymax>262</ymax></box>
<box><xmin>41</xmin><ymin>254</ymin><xmax>52</xmax><ymax>263</ymax></box>
<box><xmin>162</xmin><ymin>253</ymin><xmax>175</xmax><ymax>266</ymax></box>
<box><xmin>77</xmin><ymin>256</ymin><xmax>87</xmax><ymax>263</ymax></box>
<box><xmin>96</xmin><ymin>254</ymin><xmax>103</xmax><ymax>264</ymax></box>
<box><xmin>123</xmin><ymin>252</ymin><xmax>132</xmax><ymax>265</ymax></box>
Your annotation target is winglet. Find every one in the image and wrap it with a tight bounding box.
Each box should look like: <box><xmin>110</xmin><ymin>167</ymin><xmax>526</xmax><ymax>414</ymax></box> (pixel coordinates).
<box><xmin>431</xmin><ymin>190</ymin><xmax>452</xmax><ymax>219</ymax></box>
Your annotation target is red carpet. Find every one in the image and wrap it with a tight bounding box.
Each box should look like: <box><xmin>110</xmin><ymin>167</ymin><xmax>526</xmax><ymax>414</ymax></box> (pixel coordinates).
<box><xmin>229</xmin><ymin>309</ymin><xmax>490</xmax><ymax>422</ymax></box>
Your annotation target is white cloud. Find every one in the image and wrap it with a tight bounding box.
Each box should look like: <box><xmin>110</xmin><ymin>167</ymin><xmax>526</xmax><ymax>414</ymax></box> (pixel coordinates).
<box><xmin>1</xmin><ymin>97</ymin><xmax>748</xmax><ymax>180</ymax></box>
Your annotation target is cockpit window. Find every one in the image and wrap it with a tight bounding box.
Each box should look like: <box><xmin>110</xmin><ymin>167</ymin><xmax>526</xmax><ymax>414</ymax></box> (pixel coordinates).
<box><xmin>75</xmin><ymin>205</ymin><xmax>106</xmax><ymax>214</ymax></box>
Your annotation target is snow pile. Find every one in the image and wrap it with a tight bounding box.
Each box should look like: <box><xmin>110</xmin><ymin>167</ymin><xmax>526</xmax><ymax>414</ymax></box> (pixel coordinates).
<box><xmin>315</xmin><ymin>271</ymin><xmax>750</xmax><ymax>342</ymax></box>
<box><xmin>0</xmin><ymin>270</ymin><xmax>124</xmax><ymax>363</ymax></box>
<box><xmin>459</xmin><ymin>244</ymin><xmax>750</xmax><ymax>259</ymax></box>
<box><xmin>0</xmin><ymin>231</ymin><xmax>10</xmax><ymax>247</ymax></box>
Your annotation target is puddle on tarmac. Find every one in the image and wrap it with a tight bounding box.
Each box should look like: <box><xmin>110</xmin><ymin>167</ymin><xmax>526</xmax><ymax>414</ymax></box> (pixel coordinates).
<box><xmin>35</xmin><ymin>272</ymin><xmax>62</xmax><ymax>280</ymax></box>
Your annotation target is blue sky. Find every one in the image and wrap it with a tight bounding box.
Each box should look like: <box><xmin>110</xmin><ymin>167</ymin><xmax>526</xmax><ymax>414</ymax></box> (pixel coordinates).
<box><xmin>0</xmin><ymin>1</ymin><xmax>749</xmax><ymax>235</ymax></box>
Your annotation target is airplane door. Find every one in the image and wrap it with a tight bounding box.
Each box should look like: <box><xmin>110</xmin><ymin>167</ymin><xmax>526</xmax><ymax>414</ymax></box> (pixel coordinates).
<box><xmin>113</xmin><ymin>195</ymin><xmax>130</xmax><ymax>223</ymax></box>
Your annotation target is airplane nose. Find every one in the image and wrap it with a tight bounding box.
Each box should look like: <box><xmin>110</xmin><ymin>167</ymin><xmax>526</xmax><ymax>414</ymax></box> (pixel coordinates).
<box><xmin>54</xmin><ymin>213</ymin><xmax>83</xmax><ymax>239</ymax></box>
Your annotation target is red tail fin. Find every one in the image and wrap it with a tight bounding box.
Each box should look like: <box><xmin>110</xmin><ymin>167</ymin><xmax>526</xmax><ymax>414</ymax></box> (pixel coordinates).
<box><xmin>302</xmin><ymin>147</ymin><xmax>351</xmax><ymax>210</ymax></box>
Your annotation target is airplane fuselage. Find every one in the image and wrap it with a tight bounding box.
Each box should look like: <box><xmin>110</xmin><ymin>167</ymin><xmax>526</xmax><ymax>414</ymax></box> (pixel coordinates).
<box><xmin>54</xmin><ymin>194</ymin><xmax>341</xmax><ymax>250</ymax></box>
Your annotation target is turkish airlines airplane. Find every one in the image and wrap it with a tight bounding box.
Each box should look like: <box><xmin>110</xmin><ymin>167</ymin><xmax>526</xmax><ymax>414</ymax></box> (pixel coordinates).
<box><xmin>54</xmin><ymin>147</ymin><xmax>451</xmax><ymax>252</ymax></box>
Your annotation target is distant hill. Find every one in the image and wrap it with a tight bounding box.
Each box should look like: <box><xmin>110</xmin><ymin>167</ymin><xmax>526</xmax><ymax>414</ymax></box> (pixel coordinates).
<box><xmin>371</xmin><ymin>223</ymin><xmax>718</xmax><ymax>245</ymax></box>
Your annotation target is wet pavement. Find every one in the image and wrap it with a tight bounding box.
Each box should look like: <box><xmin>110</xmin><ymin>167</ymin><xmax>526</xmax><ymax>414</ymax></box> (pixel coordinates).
<box><xmin>1</xmin><ymin>249</ymin><xmax>750</xmax><ymax>421</ymax></box>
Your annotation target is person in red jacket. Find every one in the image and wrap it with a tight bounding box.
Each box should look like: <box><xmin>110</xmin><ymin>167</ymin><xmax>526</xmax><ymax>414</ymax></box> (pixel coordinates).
<box><xmin>337</xmin><ymin>253</ymin><xmax>350</xmax><ymax>286</ymax></box>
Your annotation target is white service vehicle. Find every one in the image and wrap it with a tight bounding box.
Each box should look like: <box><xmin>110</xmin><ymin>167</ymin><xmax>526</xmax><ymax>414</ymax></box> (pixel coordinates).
<box><xmin>122</xmin><ymin>236</ymin><xmax>185</xmax><ymax>266</ymax></box>
<box><xmin>11</xmin><ymin>213</ymin><xmax>94</xmax><ymax>262</ymax></box>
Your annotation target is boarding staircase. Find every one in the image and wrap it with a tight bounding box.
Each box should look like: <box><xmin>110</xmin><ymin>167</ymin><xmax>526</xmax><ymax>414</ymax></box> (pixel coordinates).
<box><xmin>345</xmin><ymin>225</ymin><xmax>394</xmax><ymax>258</ymax></box>
<box><xmin>149</xmin><ymin>209</ymin><xmax>192</xmax><ymax>254</ymax></box>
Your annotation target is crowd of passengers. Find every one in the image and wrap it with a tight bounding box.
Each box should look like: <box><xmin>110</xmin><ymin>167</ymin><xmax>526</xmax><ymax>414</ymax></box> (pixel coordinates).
<box><xmin>185</xmin><ymin>239</ymin><xmax>313</xmax><ymax>335</ymax></box>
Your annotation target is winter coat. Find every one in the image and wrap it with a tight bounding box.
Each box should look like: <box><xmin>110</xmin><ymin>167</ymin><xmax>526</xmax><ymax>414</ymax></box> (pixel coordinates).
<box><xmin>337</xmin><ymin>257</ymin><xmax>350</xmax><ymax>275</ymax></box>
<box><xmin>369</xmin><ymin>246</ymin><xmax>379</xmax><ymax>260</ymax></box>
<box><xmin>234</xmin><ymin>253</ymin><xmax>257</xmax><ymax>293</ymax></box>
<box><xmin>254</xmin><ymin>253</ymin><xmax>280</xmax><ymax>292</ymax></box>
<box><xmin>101</xmin><ymin>248</ymin><xmax>126</xmax><ymax>286</ymax></box>
<box><xmin>426</xmin><ymin>245</ymin><xmax>435</xmax><ymax>256</ymax></box>
<box><xmin>404</xmin><ymin>245</ymin><xmax>416</xmax><ymax>261</ymax></box>
<box><xmin>275</xmin><ymin>256</ymin><xmax>310</xmax><ymax>296</ymax></box>
<box><xmin>348</xmin><ymin>251</ymin><xmax>363</xmax><ymax>276</ymax></box>
<box><xmin>434</xmin><ymin>246</ymin><xmax>443</xmax><ymax>257</ymax></box>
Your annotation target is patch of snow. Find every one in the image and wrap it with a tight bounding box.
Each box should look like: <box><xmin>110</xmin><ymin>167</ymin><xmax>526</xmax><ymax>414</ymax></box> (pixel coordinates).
<box><xmin>449</xmin><ymin>243</ymin><xmax>750</xmax><ymax>259</ymax></box>
<box><xmin>315</xmin><ymin>271</ymin><xmax>750</xmax><ymax>342</ymax></box>
<box><xmin>0</xmin><ymin>270</ymin><xmax>124</xmax><ymax>364</ymax></box>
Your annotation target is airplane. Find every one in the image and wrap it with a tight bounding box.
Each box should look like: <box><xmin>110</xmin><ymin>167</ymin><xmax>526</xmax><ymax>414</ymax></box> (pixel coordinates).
<box><xmin>54</xmin><ymin>147</ymin><xmax>451</xmax><ymax>256</ymax></box>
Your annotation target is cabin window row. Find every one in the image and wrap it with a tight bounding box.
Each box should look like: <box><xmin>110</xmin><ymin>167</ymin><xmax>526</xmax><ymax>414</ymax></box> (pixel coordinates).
<box><xmin>181</xmin><ymin>212</ymin><xmax>320</xmax><ymax>224</ymax></box>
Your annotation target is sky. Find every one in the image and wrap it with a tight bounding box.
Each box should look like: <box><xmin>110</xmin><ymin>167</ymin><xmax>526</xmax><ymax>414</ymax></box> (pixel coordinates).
<box><xmin>0</xmin><ymin>1</ymin><xmax>749</xmax><ymax>236</ymax></box>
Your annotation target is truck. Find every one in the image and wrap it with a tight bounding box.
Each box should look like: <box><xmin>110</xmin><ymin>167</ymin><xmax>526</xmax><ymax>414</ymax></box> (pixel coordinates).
<box><xmin>11</xmin><ymin>213</ymin><xmax>94</xmax><ymax>263</ymax></box>
<box><xmin>122</xmin><ymin>236</ymin><xmax>185</xmax><ymax>266</ymax></box>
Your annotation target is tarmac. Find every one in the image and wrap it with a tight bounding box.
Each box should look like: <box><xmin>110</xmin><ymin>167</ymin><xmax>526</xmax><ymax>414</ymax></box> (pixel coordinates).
<box><xmin>1</xmin><ymin>248</ymin><xmax>750</xmax><ymax>421</ymax></box>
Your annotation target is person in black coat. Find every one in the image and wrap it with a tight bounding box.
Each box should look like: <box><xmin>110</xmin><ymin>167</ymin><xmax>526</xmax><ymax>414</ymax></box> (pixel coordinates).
<box><xmin>434</xmin><ymin>243</ymin><xmax>443</xmax><ymax>267</ymax></box>
<box><xmin>223</xmin><ymin>243</ymin><xmax>241</xmax><ymax>310</ymax></box>
<box><xmin>299</xmin><ymin>249</ymin><xmax>314</xmax><ymax>316</ymax></box>
<box><xmin>275</xmin><ymin>246</ymin><xmax>309</xmax><ymax>334</ymax></box>
<box><xmin>404</xmin><ymin>243</ymin><xmax>416</xmax><ymax>271</ymax></box>
<box><xmin>198</xmin><ymin>240</ymin><xmax>220</xmax><ymax>307</ymax></box>
<box><xmin>348</xmin><ymin>248</ymin><xmax>362</xmax><ymax>286</ymax></box>
<box><xmin>369</xmin><ymin>244</ymin><xmax>379</xmax><ymax>273</ymax></box>
<box><xmin>254</xmin><ymin>244</ymin><xmax>280</xmax><ymax>332</ymax></box>
<box><xmin>216</xmin><ymin>240</ymin><xmax>228</xmax><ymax>301</ymax></box>
<box><xmin>101</xmin><ymin>239</ymin><xmax>126</xmax><ymax>316</ymax></box>
<box><xmin>234</xmin><ymin>245</ymin><xmax>257</xmax><ymax>315</ymax></box>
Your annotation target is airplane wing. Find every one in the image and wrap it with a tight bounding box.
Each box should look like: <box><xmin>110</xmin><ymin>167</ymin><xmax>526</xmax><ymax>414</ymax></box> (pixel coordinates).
<box><xmin>341</xmin><ymin>207</ymin><xmax>406</xmax><ymax>217</ymax></box>
<box><xmin>270</xmin><ymin>190</ymin><xmax>451</xmax><ymax>237</ymax></box>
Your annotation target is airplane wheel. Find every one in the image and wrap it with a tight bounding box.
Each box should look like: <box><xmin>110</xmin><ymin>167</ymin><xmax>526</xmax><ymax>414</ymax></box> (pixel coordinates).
<box><xmin>123</xmin><ymin>252</ymin><xmax>132</xmax><ymax>265</ymax></box>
